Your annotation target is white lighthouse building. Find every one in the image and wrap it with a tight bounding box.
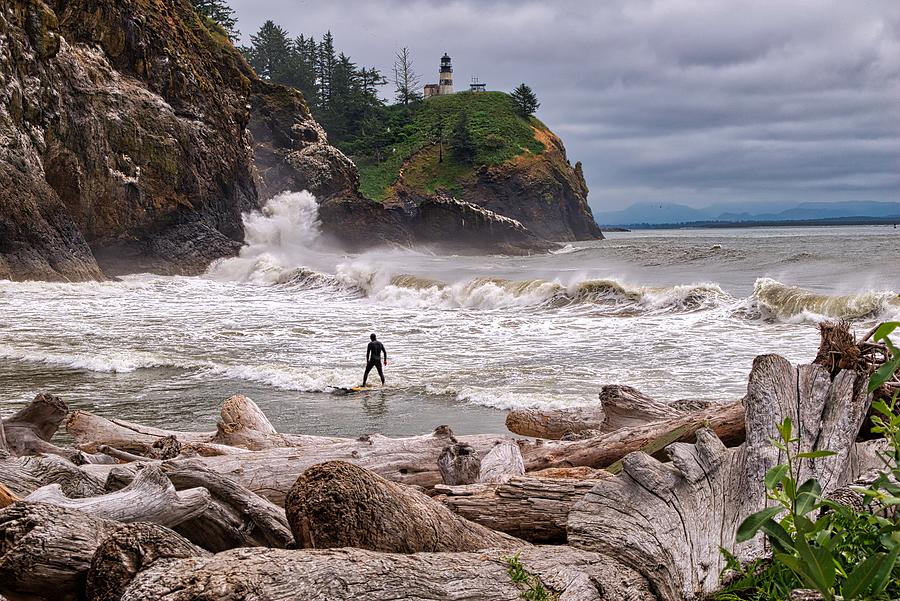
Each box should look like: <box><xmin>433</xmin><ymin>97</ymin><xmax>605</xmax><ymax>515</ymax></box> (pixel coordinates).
<box><xmin>424</xmin><ymin>53</ymin><xmax>455</xmax><ymax>98</ymax></box>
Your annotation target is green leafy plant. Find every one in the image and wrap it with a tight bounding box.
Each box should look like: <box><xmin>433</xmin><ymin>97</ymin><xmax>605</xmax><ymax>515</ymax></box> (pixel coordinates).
<box><xmin>723</xmin><ymin>413</ymin><xmax>900</xmax><ymax>601</ymax></box>
<box><xmin>503</xmin><ymin>553</ymin><xmax>554</xmax><ymax>601</ymax></box>
<box><xmin>869</xmin><ymin>322</ymin><xmax>900</xmax><ymax>393</ymax></box>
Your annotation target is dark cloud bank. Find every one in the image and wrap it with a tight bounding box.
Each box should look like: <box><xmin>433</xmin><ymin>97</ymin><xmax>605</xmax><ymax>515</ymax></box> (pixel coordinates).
<box><xmin>229</xmin><ymin>0</ymin><xmax>900</xmax><ymax>214</ymax></box>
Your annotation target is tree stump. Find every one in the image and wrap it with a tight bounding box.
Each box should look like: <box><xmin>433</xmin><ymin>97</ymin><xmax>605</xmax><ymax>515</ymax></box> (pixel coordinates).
<box><xmin>438</xmin><ymin>442</ymin><xmax>481</xmax><ymax>485</ymax></box>
<box><xmin>285</xmin><ymin>461</ymin><xmax>523</xmax><ymax>553</ymax></box>
<box><xmin>567</xmin><ymin>355</ymin><xmax>875</xmax><ymax>601</ymax></box>
<box><xmin>0</xmin><ymin>503</ymin><xmax>120</xmax><ymax>601</ymax></box>
<box><xmin>479</xmin><ymin>440</ymin><xmax>525</xmax><ymax>484</ymax></box>
<box><xmin>86</xmin><ymin>522</ymin><xmax>208</xmax><ymax>601</ymax></box>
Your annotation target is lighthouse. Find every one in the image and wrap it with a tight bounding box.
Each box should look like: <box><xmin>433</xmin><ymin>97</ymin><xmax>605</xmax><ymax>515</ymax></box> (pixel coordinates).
<box><xmin>438</xmin><ymin>53</ymin><xmax>454</xmax><ymax>95</ymax></box>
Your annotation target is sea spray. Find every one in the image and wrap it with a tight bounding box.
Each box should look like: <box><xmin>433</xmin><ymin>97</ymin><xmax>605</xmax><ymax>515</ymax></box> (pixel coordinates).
<box><xmin>207</xmin><ymin>191</ymin><xmax>325</xmax><ymax>283</ymax></box>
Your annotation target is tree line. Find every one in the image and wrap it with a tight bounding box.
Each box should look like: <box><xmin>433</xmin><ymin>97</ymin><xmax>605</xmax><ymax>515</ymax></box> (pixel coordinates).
<box><xmin>190</xmin><ymin>0</ymin><xmax>540</xmax><ymax>161</ymax></box>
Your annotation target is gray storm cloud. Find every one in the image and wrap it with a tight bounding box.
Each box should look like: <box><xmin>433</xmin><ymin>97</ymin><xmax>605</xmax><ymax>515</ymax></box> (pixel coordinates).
<box><xmin>228</xmin><ymin>0</ymin><xmax>900</xmax><ymax>214</ymax></box>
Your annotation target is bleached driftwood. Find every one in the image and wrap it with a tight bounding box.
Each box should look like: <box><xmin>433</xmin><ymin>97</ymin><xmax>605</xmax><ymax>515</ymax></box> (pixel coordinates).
<box><xmin>3</xmin><ymin>393</ymin><xmax>74</xmax><ymax>458</ymax></box>
<box><xmin>285</xmin><ymin>461</ymin><xmax>522</xmax><ymax>552</ymax></box>
<box><xmin>103</xmin><ymin>461</ymin><xmax>292</xmax><ymax>552</ymax></box>
<box><xmin>87</xmin><ymin>426</ymin><xmax>506</xmax><ymax>505</ymax></box>
<box><xmin>111</xmin><ymin>546</ymin><xmax>657</xmax><ymax>601</ymax></box>
<box><xmin>24</xmin><ymin>465</ymin><xmax>210</xmax><ymax>528</ymax></box>
<box><xmin>0</xmin><ymin>503</ymin><xmax>121</xmax><ymax>601</ymax></box>
<box><xmin>478</xmin><ymin>440</ymin><xmax>525</xmax><ymax>484</ymax></box>
<box><xmin>437</xmin><ymin>474</ymin><xmax>609</xmax><ymax>543</ymax></box>
<box><xmin>519</xmin><ymin>399</ymin><xmax>744</xmax><ymax>472</ymax></box>
<box><xmin>438</xmin><ymin>441</ymin><xmax>481</xmax><ymax>485</ymax></box>
<box><xmin>165</xmin><ymin>460</ymin><xmax>293</xmax><ymax>550</ymax></box>
<box><xmin>566</xmin><ymin>355</ymin><xmax>876</xmax><ymax>601</ymax></box>
<box><xmin>505</xmin><ymin>385</ymin><xmax>716</xmax><ymax>439</ymax></box>
<box><xmin>67</xmin><ymin>410</ymin><xmax>237</xmax><ymax>456</ymax></box>
<box><xmin>86</xmin><ymin>522</ymin><xmax>210</xmax><ymax>601</ymax></box>
<box><xmin>0</xmin><ymin>453</ymin><xmax>106</xmax><ymax>498</ymax></box>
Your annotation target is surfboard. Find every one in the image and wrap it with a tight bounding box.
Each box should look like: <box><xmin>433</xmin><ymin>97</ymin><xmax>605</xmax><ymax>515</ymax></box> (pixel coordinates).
<box><xmin>331</xmin><ymin>386</ymin><xmax>377</xmax><ymax>394</ymax></box>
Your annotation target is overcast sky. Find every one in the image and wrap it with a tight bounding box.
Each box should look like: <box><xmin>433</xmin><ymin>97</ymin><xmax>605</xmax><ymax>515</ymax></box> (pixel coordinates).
<box><xmin>228</xmin><ymin>0</ymin><xmax>900</xmax><ymax>213</ymax></box>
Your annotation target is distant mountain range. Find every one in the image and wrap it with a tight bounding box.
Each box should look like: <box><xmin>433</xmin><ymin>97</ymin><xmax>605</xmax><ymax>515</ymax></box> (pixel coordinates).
<box><xmin>599</xmin><ymin>201</ymin><xmax>900</xmax><ymax>226</ymax></box>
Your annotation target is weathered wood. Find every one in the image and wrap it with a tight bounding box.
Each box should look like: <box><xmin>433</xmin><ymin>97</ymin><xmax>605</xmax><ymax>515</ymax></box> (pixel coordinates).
<box><xmin>3</xmin><ymin>393</ymin><xmax>72</xmax><ymax>458</ymax></box>
<box><xmin>24</xmin><ymin>465</ymin><xmax>211</xmax><ymax>528</ymax></box>
<box><xmin>567</xmin><ymin>356</ymin><xmax>875</xmax><ymax>601</ymax></box>
<box><xmin>84</xmin><ymin>426</ymin><xmax>507</xmax><ymax>505</ymax></box>
<box><xmin>438</xmin><ymin>441</ymin><xmax>481</xmax><ymax>485</ymax></box>
<box><xmin>506</xmin><ymin>385</ymin><xmax>718</xmax><ymax>439</ymax></box>
<box><xmin>0</xmin><ymin>418</ymin><xmax>8</xmax><ymax>457</ymax></box>
<box><xmin>163</xmin><ymin>460</ymin><xmax>293</xmax><ymax>550</ymax></box>
<box><xmin>114</xmin><ymin>546</ymin><xmax>656</xmax><ymax>601</ymax></box>
<box><xmin>101</xmin><ymin>462</ymin><xmax>291</xmax><ymax>552</ymax></box>
<box><xmin>438</xmin><ymin>474</ymin><xmax>609</xmax><ymax>543</ymax></box>
<box><xmin>0</xmin><ymin>503</ymin><xmax>121</xmax><ymax>601</ymax></box>
<box><xmin>479</xmin><ymin>440</ymin><xmax>525</xmax><ymax>484</ymax></box>
<box><xmin>519</xmin><ymin>399</ymin><xmax>745</xmax><ymax>472</ymax></box>
<box><xmin>285</xmin><ymin>461</ymin><xmax>522</xmax><ymax>553</ymax></box>
<box><xmin>0</xmin><ymin>453</ymin><xmax>106</xmax><ymax>498</ymax></box>
<box><xmin>86</xmin><ymin>522</ymin><xmax>209</xmax><ymax>601</ymax></box>
<box><xmin>66</xmin><ymin>410</ymin><xmax>220</xmax><ymax>455</ymax></box>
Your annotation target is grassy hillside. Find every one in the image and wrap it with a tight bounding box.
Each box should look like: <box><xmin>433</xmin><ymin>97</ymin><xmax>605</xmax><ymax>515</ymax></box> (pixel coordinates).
<box><xmin>345</xmin><ymin>92</ymin><xmax>547</xmax><ymax>201</ymax></box>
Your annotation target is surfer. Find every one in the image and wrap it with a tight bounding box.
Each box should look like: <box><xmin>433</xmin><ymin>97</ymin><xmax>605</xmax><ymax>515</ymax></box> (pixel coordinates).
<box><xmin>363</xmin><ymin>333</ymin><xmax>388</xmax><ymax>387</ymax></box>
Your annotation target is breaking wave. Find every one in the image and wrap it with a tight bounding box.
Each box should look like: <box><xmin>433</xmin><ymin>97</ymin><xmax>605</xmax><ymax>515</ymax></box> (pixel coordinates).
<box><xmin>745</xmin><ymin>277</ymin><xmax>900</xmax><ymax>323</ymax></box>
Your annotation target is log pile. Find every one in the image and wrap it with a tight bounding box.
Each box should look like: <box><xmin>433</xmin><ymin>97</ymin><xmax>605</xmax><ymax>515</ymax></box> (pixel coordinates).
<box><xmin>0</xmin><ymin>343</ymin><xmax>888</xmax><ymax>601</ymax></box>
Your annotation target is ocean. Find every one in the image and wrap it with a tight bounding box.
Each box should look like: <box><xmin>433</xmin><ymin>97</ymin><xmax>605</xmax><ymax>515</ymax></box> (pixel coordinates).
<box><xmin>1</xmin><ymin>192</ymin><xmax>898</xmax><ymax>437</ymax></box>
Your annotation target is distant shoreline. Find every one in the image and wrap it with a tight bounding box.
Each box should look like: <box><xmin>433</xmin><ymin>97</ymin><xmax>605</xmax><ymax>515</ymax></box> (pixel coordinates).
<box><xmin>600</xmin><ymin>216</ymin><xmax>900</xmax><ymax>230</ymax></box>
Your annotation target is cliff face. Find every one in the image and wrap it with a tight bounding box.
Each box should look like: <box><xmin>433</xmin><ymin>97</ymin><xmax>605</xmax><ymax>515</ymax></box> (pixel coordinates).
<box><xmin>355</xmin><ymin>92</ymin><xmax>603</xmax><ymax>244</ymax></box>
<box><xmin>459</xmin><ymin>128</ymin><xmax>603</xmax><ymax>241</ymax></box>
<box><xmin>0</xmin><ymin>1</ymin><xmax>562</xmax><ymax>281</ymax></box>
<box><xmin>0</xmin><ymin>0</ymin><xmax>357</xmax><ymax>280</ymax></box>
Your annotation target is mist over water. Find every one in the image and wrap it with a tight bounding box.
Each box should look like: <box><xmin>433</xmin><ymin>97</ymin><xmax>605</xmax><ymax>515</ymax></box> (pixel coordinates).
<box><xmin>1</xmin><ymin>192</ymin><xmax>898</xmax><ymax>436</ymax></box>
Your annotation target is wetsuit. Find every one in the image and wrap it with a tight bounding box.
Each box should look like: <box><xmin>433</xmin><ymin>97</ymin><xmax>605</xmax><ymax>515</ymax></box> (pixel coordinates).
<box><xmin>363</xmin><ymin>340</ymin><xmax>387</xmax><ymax>385</ymax></box>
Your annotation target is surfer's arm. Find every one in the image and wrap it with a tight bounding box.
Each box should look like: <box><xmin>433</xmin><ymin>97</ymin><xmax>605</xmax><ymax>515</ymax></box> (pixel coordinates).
<box><xmin>383</xmin><ymin>347</ymin><xmax>388</xmax><ymax>363</ymax></box>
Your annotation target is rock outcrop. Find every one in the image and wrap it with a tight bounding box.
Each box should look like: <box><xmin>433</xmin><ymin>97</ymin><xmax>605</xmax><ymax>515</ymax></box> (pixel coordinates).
<box><xmin>0</xmin><ymin>0</ymin><xmax>569</xmax><ymax>281</ymax></box>
<box><xmin>459</xmin><ymin>128</ymin><xmax>602</xmax><ymax>241</ymax></box>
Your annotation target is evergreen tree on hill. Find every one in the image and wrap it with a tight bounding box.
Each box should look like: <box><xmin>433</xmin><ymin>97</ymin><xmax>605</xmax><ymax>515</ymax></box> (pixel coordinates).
<box><xmin>189</xmin><ymin>0</ymin><xmax>240</xmax><ymax>41</ymax></box>
<box><xmin>244</xmin><ymin>21</ymin><xmax>292</xmax><ymax>81</ymax></box>
<box><xmin>450</xmin><ymin>111</ymin><xmax>476</xmax><ymax>164</ymax></box>
<box><xmin>510</xmin><ymin>83</ymin><xmax>540</xmax><ymax>117</ymax></box>
<box><xmin>392</xmin><ymin>47</ymin><xmax>422</xmax><ymax>106</ymax></box>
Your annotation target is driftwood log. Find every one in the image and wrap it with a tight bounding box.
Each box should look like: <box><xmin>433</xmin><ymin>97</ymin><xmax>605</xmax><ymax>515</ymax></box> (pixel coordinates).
<box><xmin>24</xmin><ymin>465</ymin><xmax>210</xmax><ymax>528</ymax></box>
<box><xmin>86</xmin><ymin>522</ymin><xmax>209</xmax><ymax>601</ymax></box>
<box><xmin>478</xmin><ymin>440</ymin><xmax>525</xmax><ymax>483</ymax></box>
<box><xmin>0</xmin><ymin>453</ymin><xmax>106</xmax><ymax>498</ymax></box>
<box><xmin>77</xmin><ymin>426</ymin><xmax>511</xmax><ymax>505</ymax></box>
<box><xmin>437</xmin><ymin>473</ymin><xmax>609</xmax><ymax>543</ymax></box>
<box><xmin>103</xmin><ymin>462</ymin><xmax>292</xmax><ymax>552</ymax></box>
<box><xmin>0</xmin><ymin>503</ymin><xmax>120</xmax><ymax>601</ymax></box>
<box><xmin>519</xmin><ymin>398</ymin><xmax>745</xmax><ymax>472</ymax></box>
<box><xmin>285</xmin><ymin>461</ymin><xmax>523</xmax><ymax>552</ymax></box>
<box><xmin>567</xmin><ymin>355</ymin><xmax>876</xmax><ymax>601</ymax></box>
<box><xmin>2</xmin><ymin>393</ymin><xmax>73</xmax><ymax>458</ymax></box>
<box><xmin>110</xmin><ymin>546</ymin><xmax>656</xmax><ymax>601</ymax></box>
<box><xmin>438</xmin><ymin>441</ymin><xmax>481</xmax><ymax>485</ymax></box>
<box><xmin>505</xmin><ymin>384</ymin><xmax>716</xmax><ymax>439</ymax></box>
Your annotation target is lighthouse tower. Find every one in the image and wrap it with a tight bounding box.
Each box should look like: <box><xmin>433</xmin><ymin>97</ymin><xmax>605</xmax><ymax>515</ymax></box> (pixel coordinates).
<box><xmin>438</xmin><ymin>53</ymin><xmax>453</xmax><ymax>95</ymax></box>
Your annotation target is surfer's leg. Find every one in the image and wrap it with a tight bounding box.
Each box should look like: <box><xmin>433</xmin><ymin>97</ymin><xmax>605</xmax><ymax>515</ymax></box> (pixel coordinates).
<box><xmin>375</xmin><ymin>361</ymin><xmax>385</xmax><ymax>385</ymax></box>
<box><xmin>363</xmin><ymin>362</ymin><xmax>374</xmax><ymax>386</ymax></box>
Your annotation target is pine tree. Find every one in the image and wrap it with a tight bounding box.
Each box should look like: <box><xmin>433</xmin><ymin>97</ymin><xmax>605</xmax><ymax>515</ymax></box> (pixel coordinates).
<box><xmin>189</xmin><ymin>0</ymin><xmax>240</xmax><ymax>41</ymax></box>
<box><xmin>245</xmin><ymin>21</ymin><xmax>292</xmax><ymax>81</ymax></box>
<box><xmin>316</xmin><ymin>32</ymin><xmax>337</xmax><ymax>109</ymax></box>
<box><xmin>510</xmin><ymin>83</ymin><xmax>540</xmax><ymax>117</ymax></box>
<box><xmin>450</xmin><ymin>111</ymin><xmax>476</xmax><ymax>163</ymax></box>
<box><xmin>392</xmin><ymin>47</ymin><xmax>422</xmax><ymax>106</ymax></box>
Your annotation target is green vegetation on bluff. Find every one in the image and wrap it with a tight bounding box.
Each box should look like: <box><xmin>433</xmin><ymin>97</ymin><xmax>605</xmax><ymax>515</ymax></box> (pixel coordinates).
<box><xmin>347</xmin><ymin>92</ymin><xmax>547</xmax><ymax>201</ymax></box>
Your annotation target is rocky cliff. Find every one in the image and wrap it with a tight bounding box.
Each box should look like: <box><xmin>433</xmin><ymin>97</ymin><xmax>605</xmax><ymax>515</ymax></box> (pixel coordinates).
<box><xmin>353</xmin><ymin>92</ymin><xmax>603</xmax><ymax>243</ymax></box>
<box><xmin>0</xmin><ymin>0</ymin><xmax>568</xmax><ymax>281</ymax></box>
